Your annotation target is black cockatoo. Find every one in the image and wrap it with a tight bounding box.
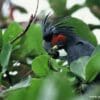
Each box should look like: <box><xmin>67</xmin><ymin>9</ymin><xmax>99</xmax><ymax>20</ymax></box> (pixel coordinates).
<box><xmin>42</xmin><ymin>15</ymin><xmax>95</xmax><ymax>65</ymax></box>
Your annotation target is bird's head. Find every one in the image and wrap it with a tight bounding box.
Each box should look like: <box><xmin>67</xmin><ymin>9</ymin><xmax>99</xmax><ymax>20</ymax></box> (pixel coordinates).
<box><xmin>42</xmin><ymin>15</ymin><xmax>75</xmax><ymax>51</ymax></box>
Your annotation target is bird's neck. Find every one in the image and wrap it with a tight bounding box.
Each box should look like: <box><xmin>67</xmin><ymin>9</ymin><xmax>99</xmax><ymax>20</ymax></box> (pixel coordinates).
<box><xmin>64</xmin><ymin>35</ymin><xmax>80</xmax><ymax>49</ymax></box>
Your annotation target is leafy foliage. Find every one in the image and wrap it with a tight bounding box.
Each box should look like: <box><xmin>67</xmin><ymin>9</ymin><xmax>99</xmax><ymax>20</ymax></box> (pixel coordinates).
<box><xmin>86</xmin><ymin>0</ymin><xmax>100</xmax><ymax>19</ymax></box>
<box><xmin>0</xmin><ymin>17</ymin><xmax>99</xmax><ymax>100</ymax></box>
<box><xmin>32</xmin><ymin>55</ymin><xmax>50</xmax><ymax>77</ymax></box>
<box><xmin>48</xmin><ymin>0</ymin><xmax>67</xmax><ymax>16</ymax></box>
<box><xmin>0</xmin><ymin>29</ymin><xmax>2</xmax><ymax>48</ymax></box>
<box><xmin>3</xmin><ymin>22</ymin><xmax>22</xmax><ymax>45</ymax></box>
<box><xmin>15</xmin><ymin>24</ymin><xmax>46</xmax><ymax>59</ymax></box>
<box><xmin>70</xmin><ymin>56</ymin><xmax>89</xmax><ymax>80</ymax></box>
<box><xmin>0</xmin><ymin>0</ymin><xmax>100</xmax><ymax>100</ymax></box>
<box><xmin>86</xmin><ymin>46</ymin><xmax>100</xmax><ymax>82</ymax></box>
<box><xmin>0</xmin><ymin>43</ymin><xmax>12</xmax><ymax>73</ymax></box>
<box><xmin>4</xmin><ymin>73</ymin><xmax>75</xmax><ymax>100</ymax></box>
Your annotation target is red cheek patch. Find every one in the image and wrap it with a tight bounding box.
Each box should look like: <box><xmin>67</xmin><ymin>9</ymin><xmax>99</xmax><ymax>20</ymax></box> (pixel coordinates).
<box><xmin>51</xmin><ymin>34</ymin><xmax>66</xmax><ymax>46</ymax></box>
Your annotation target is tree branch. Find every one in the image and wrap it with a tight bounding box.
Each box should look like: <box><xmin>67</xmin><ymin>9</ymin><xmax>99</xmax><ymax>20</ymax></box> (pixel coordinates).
<box><xmin>10</xmin><ymin>0</ymin><xmax>39</xmax><ymax>44</ymax></box>
<box><xmin>89</xmin><ymin>24</ymin><xmax>100</xmax><ymax>30</ymax></box>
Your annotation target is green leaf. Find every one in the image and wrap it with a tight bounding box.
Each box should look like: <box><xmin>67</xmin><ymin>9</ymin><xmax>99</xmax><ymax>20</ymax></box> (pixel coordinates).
<box><xmin>91</xmin><ymin>45</ymin><xmax>100</xmax><ymax>56</ymax></box>
<box><xmin>57</xmin><ymin>17</ymin><xmax>97</xmax><ymax>46</ymax></box>
<box><xmin>85</xmin><ymin>46</ymin><xmax>100</xmax><ymax>82</ymax></box>
<box><xmin>3</xmin><ymin>22</ymin><xmax>22</xmax><ymax>44</ymax></box>
<box><xmin>25</xmin><ymin>79</ymin><xmax>43</xmax><ymax>100</ymax></box>
<box><xmin>0</xmin><ymin>43</ymin><xmax>12</xmax><ymax>73</ymax></box>
<box><xmin>32</xmin><ymin>55</ymin><xmax>50</xmax><ymax>77</ymax></box>
<box><xmin>14</xmin><ymin>5</ymin><xmax>27</xmax><ymax>13</ymax></box>
<box><xmin>48</xmin><ymin>0</ymin><xmax>67</xmax><ymax>16</ymax></box>
<box><xmin>4</xmin><ymin>79</ymin><xmax>43</xmax><ymax>100</ymax></box>
<box><xmin>6</xmin><ymin>77</ymin><xmax>31</xmax><ymax>91</ymax></box>
<box><xmin>37</xmin><ymin>73</ymin><xmax>75</xmax><ymax>100</ymax></box>
<box><xmin>49</xmin><ymin>58</ymin><xmax>61</xmax><ymax>71</ymax></box>
<box><xmin>70</xmin><ymin>56</ymin><xmax>89</xmax><ymax>80</ymax></box>
<box><xmin>16</xmin><ymin>24</ymin><xmax>46</xmax><ymax>58</ymax></box>
<box><xmin>86</xmin><ymin>0</ymin><xmax>100</xmax><ymax>19</ymax></box>
<box><xmin>5</xmin><ymin>88</ymin><xmax>27</xmax><ymax>100</ymax></box>
<box><xmin>0</xmin><ymin>29</ymin><xmax>2</xmax><ymax>48</ymax></box>
<box><xmin>4</xmin><ymin>74</ymin><xmax>74</xmax><ymax>100</ymax></box>
<box><xmin>86</xmin><ymin>0</ymin><xmax>100</xmax><ymax>7</ymax></box>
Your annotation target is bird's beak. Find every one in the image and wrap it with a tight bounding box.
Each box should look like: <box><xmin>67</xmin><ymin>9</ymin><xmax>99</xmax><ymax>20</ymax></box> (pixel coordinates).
<box><xmin>52</xmin><ymin>45</ymin><xmax>58</xmax><ymax>50</ymax></box>
<box><xmin>52</xmin><ymin>43</ymin><xmax>64</xmax><ymax>51</ymax></box>
<box><xmin>48</xmin><ymin>45</ymin><xmax>59</xmax><ymax>59</ymax></box>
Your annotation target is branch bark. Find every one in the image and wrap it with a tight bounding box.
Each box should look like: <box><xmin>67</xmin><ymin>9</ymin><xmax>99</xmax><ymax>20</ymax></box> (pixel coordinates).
<box><xmin>89</xmin><ymin>24</ymin><xmax>100</xmax><ymax>30</ymax></box>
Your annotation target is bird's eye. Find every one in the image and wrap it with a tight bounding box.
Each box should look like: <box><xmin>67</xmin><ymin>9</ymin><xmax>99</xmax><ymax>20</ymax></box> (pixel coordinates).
<box><xmin>44</xmin><ymin>34</ymin><xmax>52</xmax><ymax>42</ymax></box>
<box><xmin>51</xmin><ymin>34</ymin><xmax>66</xmax><ymax>46</ymax></box>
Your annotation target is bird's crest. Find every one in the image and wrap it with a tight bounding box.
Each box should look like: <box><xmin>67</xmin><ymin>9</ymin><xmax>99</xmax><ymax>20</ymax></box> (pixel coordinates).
<box><xmin>42</xmin><ymin>15</ymin><xmax>75</xmax><ymax>42</ymax></box>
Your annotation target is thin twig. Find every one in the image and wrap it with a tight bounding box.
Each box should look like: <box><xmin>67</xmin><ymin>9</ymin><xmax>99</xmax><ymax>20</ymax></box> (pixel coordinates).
<box><xmin>32</xmin><ymin>0</ymin><xmax>39</xmax><ymax>21</ymax></box>
<box><xmin>10</xmin><ymin>15</ymin><xmax>33</xmax><ymax>44</ymax></box>
<box><xmin>10</xmin><ymin>0</ymin><xmax>39</xmax><ymax>44</ymax></box>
